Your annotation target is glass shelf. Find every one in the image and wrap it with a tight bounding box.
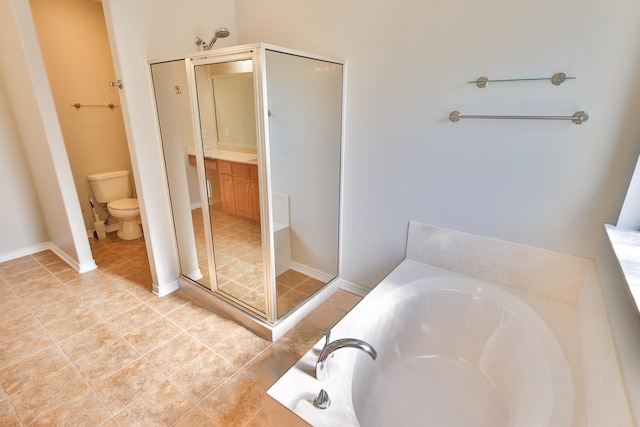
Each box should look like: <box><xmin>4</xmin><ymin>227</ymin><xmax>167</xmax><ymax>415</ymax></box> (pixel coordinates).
<box><xmin>468</xmin><ymin>73</ymin><xmax>575</xmax><ymax>88</ymax></box>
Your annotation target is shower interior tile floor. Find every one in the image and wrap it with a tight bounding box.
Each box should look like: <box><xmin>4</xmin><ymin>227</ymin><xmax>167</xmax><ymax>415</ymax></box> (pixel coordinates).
<box><xmin>191</xmin><ymin>204</ymin><xmax>326</xmax><ymax>317</ymax></box>
<box><xmin>0</xmin><ymin>233</ymin><xmax>361</xmax><ymax>426</ymax></box>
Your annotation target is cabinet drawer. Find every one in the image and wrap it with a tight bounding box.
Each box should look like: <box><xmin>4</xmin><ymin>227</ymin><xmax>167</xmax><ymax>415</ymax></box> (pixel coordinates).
<box><xmin>217</xmin><ymin>160</ymin><xmax>232</xmax><ymax>175</ymax></box>
<box><xmin>204</xmin><ymin>158</ymin><xmax>217</xmax><ymax>170</ymax></box>
<box><xmin>231</xmin><ymin>162</ymin><xmax>251</xmax><ymax>178</ymax></box>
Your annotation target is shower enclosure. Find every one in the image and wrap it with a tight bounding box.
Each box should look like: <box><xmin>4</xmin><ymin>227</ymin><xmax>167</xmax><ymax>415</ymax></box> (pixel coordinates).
<box><xmin>150</xmin><ymin>44</ymin><xmax>344</xmax><ymax>339</ymax></box>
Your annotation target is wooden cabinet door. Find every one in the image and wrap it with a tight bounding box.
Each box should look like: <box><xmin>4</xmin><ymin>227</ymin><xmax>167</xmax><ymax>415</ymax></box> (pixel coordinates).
<box><xmin>232</xmin><ymin>175</ymin><xmax>252</xmax><ymax>220</ymax></box>
<box><xmin>219</xmin><ymin>173</ymin><xmax>235</xmax><ymax>214</ymax></box>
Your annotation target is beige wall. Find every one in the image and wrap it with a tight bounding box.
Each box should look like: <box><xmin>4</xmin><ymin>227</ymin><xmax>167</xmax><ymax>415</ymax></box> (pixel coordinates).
<box><xmin>31</xmin><ymin>0</ymin><xmax>132</xmax><ymax>231</ymax></box>
<box><xmin>0</xmin><ymin>79</ymin><xmax>48</xmax><ymax>257</ymax></box>
<box><xmin>0</xmin><ymin>0</ymin><xmax>94</xmax><ymax>271</ymax></box>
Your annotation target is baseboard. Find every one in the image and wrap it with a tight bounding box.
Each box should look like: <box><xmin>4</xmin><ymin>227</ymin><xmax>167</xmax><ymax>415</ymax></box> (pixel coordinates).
<box><xmin>289</xmin><ymin>261</ymin><xmax>334</xmax><ymax>283</ymax></box>
<box><xmin>0</xmin><ymin>242</ymin><xmax>51</xmax><ymax>263</ymax></box>
<box><xmin>339</xmin><ymin>279</ymin><xmax>370</xmax><ymax>297</ymax></box>
<box><xmin>0</xmin><ymin>242</ymin><xmax>97</xmax><ymax>273</ymax></box>
<box><xmin>153</xmin><ymin>279</ymin><xmax>180</xmax><ymax>297</ymax></box>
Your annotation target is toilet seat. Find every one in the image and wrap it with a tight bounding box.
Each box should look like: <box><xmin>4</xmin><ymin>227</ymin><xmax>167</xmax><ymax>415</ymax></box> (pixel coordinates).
<box><xmin>109</xmin><ymin>198</ymin><xmax>138</xmax><ymax>211</ymax></box>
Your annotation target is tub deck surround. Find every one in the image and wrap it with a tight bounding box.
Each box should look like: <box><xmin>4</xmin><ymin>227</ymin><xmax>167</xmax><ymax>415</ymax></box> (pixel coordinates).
<box><xmin>406</xmin><ymin>221</ymin><xmax>593</xmax><ymax>306</ymax></box>
<box><xmin>268</xmin><ymin>259</ymin><xmax>587</xmax><ymax>426</ymax></box>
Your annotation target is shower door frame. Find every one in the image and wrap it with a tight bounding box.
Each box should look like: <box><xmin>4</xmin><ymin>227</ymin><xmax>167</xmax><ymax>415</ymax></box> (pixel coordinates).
<box><xmin>186</xmin><ymin>46</ymin><xmax>277</xmax><ymax>323</ymax></box>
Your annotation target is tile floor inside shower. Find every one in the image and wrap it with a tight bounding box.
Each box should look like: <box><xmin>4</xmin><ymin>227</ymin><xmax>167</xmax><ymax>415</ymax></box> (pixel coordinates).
<box><xmin>192</xmin><ymin>204</ymin><xmax>327</xmax><ymax>317</ymax></box>
<box><xmin>0</xmin><ymin>233</ymin><xmax>360</xmax><ymax>426</ymax></box>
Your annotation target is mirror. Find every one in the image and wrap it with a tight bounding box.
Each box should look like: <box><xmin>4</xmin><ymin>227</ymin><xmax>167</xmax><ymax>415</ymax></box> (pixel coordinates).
<box><xmin>151</xmin><ymin>44</ymin><xmax>343</xmax><ymax>325</ymax></box>
<box><xmin>209</xmin><ymin>61</ymin><xmax>257</xmax><ymax>148</ymax></box>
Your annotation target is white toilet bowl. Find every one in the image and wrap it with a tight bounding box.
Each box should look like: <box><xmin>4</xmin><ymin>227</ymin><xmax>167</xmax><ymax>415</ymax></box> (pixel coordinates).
<box><xmin>108</xmin><ymin>197</ymin><xmax>142</xmax><ymax>240</ymax></box>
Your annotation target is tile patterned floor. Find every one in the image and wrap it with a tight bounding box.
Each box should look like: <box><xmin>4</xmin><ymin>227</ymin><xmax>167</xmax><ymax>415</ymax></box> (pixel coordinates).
<box><xmin>191</xmin><ymin>204</ymin><xmax>326</xmax><ymax>317</ymax></box>
<box><xmin>0</xmin><ymin>233</ymin><xmax>361</xmax><ymax>426</ymax></box>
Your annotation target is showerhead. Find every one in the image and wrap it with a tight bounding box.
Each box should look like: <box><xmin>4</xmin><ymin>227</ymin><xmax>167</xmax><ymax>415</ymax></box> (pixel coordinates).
<box><xmin>206</xmin><ymin>27</ymin><xmax>230</xmax><ymax>50</ymax></box>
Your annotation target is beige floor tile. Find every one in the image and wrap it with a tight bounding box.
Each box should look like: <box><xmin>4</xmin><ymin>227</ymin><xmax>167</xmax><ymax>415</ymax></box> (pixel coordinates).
<box><xmin>326</xmin><ymin>289</ymin><xmax>363</xmax><ymax>312</ymax></box>
<box><xmin>213</xmin><ymin>328</ymin><xmax>270</xmax><ymax>369</ymax></box>
<box><xmin>145</xmin><ymin>333</ymin><xmax>207</xmax><ymax>375</ymax></box>
<box><xmin>165</xmin><ymin>300</ymin><xmax>217</xmax><ymax>330</ymax></box>
<box><xmin>31</xmin><ymin>250</ymin><xmax>61</xmax><ymax>266</ymax></box>
<box><xmin>32</xmin><ymin>295</ymin><xmax>86</xmax><ymax>326</ymax></box>
<box><xmin>0</xmin><ymin>257</ymin><xmax>41</xmax><ymax>279</ymax></box>
<box><xmin>9</xmin><ymin>366</ymin><xmax>87</xmax><ymax>425</ymax></box>
<box><xmin>245</xmin><ymin>405</ymin><xmax>270</xmax><ymax>427</ymax></box>
<box><xmin>173</xmin><ymin>406</ymin><xmax>218</xmax><ymax>427</ymax></box>
<box><xmin>43</xmin><ymin>260</ymin><xmax>75</xmax><ymax>275</ymax></box>
<box><xmin>199</xmin><ymin>373</ymin><xmax>267</xmax><ymax>427</ymax></box>
<box><xmin>187</xmin><ymin>313</ymin><xmax>241</xmax><ymax>348</ymax></box>
<box><xmin>242</xmin><ymin>344</ymin><xmax>299</xmax><ymax>389</ymax></box>
<box><xmin>115</xmin><ymin>381</ymin><xmax>193</xmax><ymax>426</ymax></box>
<box><xmin>1</xmin><ymin>313</ymin><xmax>46</xmax><ymax>342</ymax></box>
<box><xmin>0</xmin><ymin>326</ymin><xmax>53</xmax><ymax>368</ymax></box>
<box><xmin>124</xmin><ymin>317</ymin><xmax>181</xmax><ymax>355</ymax></box>
<box><xmin>74</xmin><ymin>339</ymin><xmax>141</xmax><ymax>383</ymax></box>
<box><xmin>277</xmin><ymin>289</ymin><xmax>308</xmax><ymax>317</ymax></box>
<box><xmin>0</xmin><ymin>232</ymin><xmax>351</xmax><ymax>426</ymax></box>
<box><xmin>294</xmin><ymin>277</ymin><xmax>325</xmax><ymax>296</ymax></box>
<box><xmin>170</xmin><ymin>350</ymin><xmax>237</xmax><ymax>401</ymax></box>
<box><xmin>277</xmin><ymin>270</ymin><xmax>308</xmax><ymax>287</ymax></box>
<box><xmin>59</xmin><ymin>323</ymin><xmax>121</xmax><ymax>362</ymax></box>
<box><xmin>302</xmin><ymin>302</ymin><xmax>348</xmax><ymax>332</ymax></box>
<box><xmin>142</xmin><ymin>290</ymin><xmax>191</xmax><ymax>315</ymax></box>
<box><xmin>278</xmin><ymin>322</ymin><xmax>325</xmax><ymax>358</ymax></box>
<box><xmin>30</xmin><ymin>389</ymin><xmax>111</xmax><ymax>426</ymax></box>
<box><xmin>91</xmin><ymin>358</ymin><xmax>164</xmax><ymax>413</ymax></box>
<box><xmin>0</xmin><ymin>345</ymin><xmax>68</xmax><ymax>396</ymax></box>
<box><xmin>3</xmin><ymin>265</ymin><xmax>51</xmax><ymax>286</ymax></box>
<box><xmin>103</xmin><ymin>303</ymin><xmax>161</xmax><ymax>337</ymax></box>
<box><xmin>12</xmin><ymin>277</ymin><xmax>73</xmax><ymax>304</ymax></box>
<box><xmin>0</xmin><ymin>397</ymin><xmax>20</xmax><ymax>426</ymax></box>
<box><xmin>43</xmin><ymin>309</ymin><xmax>102</xmax><ymax>342</ymax></box>
<box><xmin>79</xmin><ymin>288</ymin><xmax>141</xmax><ymax>320</ymax></box>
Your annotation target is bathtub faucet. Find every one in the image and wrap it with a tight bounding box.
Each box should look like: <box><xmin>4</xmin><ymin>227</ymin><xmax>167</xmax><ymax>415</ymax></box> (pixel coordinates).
<box><xmin>315</xmin><ymin>330</ymin><xmax>377</xmax><ymax>381</ymax></box>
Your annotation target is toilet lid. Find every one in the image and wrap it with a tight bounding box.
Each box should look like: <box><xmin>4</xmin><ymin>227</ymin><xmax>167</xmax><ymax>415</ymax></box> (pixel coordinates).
<box><xmin>109</xmin><ymin>198</ymin><xmax>138</xmax><ymax>211</ymax></box>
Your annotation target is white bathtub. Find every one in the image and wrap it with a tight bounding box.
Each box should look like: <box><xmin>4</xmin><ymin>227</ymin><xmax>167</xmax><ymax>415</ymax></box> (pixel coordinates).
<box><xmin>268</xmin><ymin>259</ymin><xmax>576</xmax><ymax>426</ymax></box>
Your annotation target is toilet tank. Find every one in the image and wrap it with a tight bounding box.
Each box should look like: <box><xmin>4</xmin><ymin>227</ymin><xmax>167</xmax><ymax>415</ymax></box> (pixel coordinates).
<box><xmin>87</xmin><ymin>170</ymin><xmax>132</xmax><ymax>203</ymax></box>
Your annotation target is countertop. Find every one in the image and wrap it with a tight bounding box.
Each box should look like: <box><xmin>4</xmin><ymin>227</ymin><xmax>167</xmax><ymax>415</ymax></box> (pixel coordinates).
<box><xmin>187</xmin><ymin>146</ymin><xmax>258</xmax><ymax>165</ymax></box>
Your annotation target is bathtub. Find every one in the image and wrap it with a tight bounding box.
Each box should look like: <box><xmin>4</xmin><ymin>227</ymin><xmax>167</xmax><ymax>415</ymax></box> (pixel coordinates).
<box><xmin>268</xmin><ymin>259</ymin><xmax>576</xmax><ymax>426</ymax></box>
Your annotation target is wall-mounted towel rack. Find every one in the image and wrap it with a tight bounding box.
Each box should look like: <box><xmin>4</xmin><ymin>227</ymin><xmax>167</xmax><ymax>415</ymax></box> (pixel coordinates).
<box><xmin>468</xmin><ymin>73</ymin><xmax>575</xmax><ymax>88</ymax></box>
<box><xmin>70</xmin><ymin>102</ymin><xmax>118</xmax><ymax>110</ymax></box>
<box><xmin>449</xmin><ymin>110</ymin><xmax>588</xmax><ymax>125</ymax></box>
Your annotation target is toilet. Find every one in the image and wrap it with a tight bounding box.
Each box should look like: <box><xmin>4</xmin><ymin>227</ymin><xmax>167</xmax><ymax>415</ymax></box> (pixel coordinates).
<box><xmin>87</xmin><ymin>170</ymin><xmax>142</xmax><ymax>240</ymax></box>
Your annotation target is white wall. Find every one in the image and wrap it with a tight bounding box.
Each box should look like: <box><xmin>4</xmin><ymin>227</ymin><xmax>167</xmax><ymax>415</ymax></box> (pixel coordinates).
<box><xmin>101</xmin><ymin>0</ymin><xmax>237</xmax><ymax>294</ymax></box>
<box><xmin>0</xmin><ymin>0</ymin><xmax>95</xmax><ymax>272</ymax></box>
<box><xmin>235</xmin><ymin>0</ymin><xmax>640</xmax><ymax>288</ymax></box>
<box><xmin>0</xmin><ymin>79</ymin><xmax>48</xmax><ymax>257</ymax></box>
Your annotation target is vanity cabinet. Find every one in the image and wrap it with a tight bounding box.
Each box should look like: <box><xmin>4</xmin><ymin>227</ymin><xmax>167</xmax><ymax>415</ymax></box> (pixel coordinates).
<box><xmin>218</xmin><ymin>160</ymin><xmax>260</xmax><ymax>222</ymax></box>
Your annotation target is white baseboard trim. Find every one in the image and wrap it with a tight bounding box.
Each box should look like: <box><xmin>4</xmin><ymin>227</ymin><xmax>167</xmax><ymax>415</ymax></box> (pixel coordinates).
<box><xmin>339</xmin><ymin>279</ymin><xmax>370</xmax><ymax>297</ymax></box>
<box><xmin>0</xmin><ymin>242</ymin><xmax>51</xmax><ymax>264</ymax></box>
<box><xmin>153</xmin><ymin>279</ymin><xmax>180</xmax><ymax>297</ymax></box>
<box><xmin>49</xmin><ymin>243</ymin><xmax>97</xmax><ymax>273</ymax></box>
<box><xmin>0</xmin><ymin>242</ymin><xmax>97</xmax><ymax>273</ymax></box>
<box><xmin>289</xmin><ymin>261</ymin><xmax>334</xmax><ymax>283</ymax></box>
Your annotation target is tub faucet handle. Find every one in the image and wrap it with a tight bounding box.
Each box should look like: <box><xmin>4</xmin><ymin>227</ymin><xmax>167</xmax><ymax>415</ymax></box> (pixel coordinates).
<box><xmin>313</xmin><ymin>389</ymin><xmax>331</xmax><ymax>409</ymax></box>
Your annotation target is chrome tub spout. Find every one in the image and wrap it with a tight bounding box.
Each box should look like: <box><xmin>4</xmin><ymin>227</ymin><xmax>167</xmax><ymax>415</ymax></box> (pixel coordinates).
<box><xmin>315</xmin><ymin>330</ymin><xmax>377</xmax><ymax>381</ymax></box>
